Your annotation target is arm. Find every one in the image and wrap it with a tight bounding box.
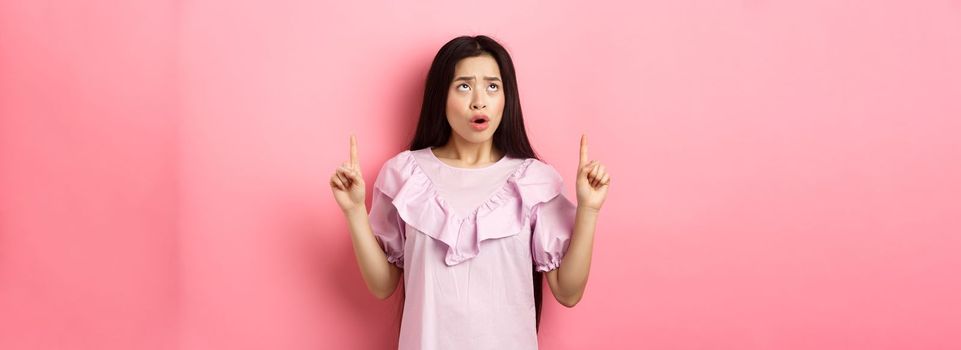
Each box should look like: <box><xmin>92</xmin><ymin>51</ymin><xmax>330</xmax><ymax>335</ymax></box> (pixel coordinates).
<box><xmin>344</xmin><ymin>206</ymin><xmax>403</xmax><ymax>300</ymax></box>
<box><xmin>545</xmin><ymin>205</ymin><xmax>597</xmax><ymax>307</ymax></box>
<box><xmin>331</xmin><ymin>135</ymin><xmax>402</xmax><ymax>300</ymax></box>
<box><xmin>545</xmin><ymin>133</ymin><xmax>610</xmax><ymax>307</ymax></box>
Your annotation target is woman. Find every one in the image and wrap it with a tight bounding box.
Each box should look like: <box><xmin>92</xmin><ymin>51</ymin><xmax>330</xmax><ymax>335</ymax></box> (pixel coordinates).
<box><xmin>330</xmin><ymin>35</ymin><xmax>610</xmax><ymax>349</ymax></box>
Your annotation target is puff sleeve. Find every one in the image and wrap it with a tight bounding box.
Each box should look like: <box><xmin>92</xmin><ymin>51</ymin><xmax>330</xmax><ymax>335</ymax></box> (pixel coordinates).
<box><xmin>368</xmin><ymin>162</ymin><xmax>407</xmax><ymax>269</ymax></box>
<box><xmin>531</xmin><ymin>192</ymin><xmax>577</xmax><ymax>272</ymax></box>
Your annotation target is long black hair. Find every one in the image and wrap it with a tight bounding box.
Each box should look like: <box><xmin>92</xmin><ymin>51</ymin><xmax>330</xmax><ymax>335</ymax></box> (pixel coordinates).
<box><xmin>400</xmin><ymin>35</ymin><xmax>548</xmax><ymax>332</ymax></box>
<box><xmin>408</xmin><ymin>35</ymin><xmax>539</xmax><ymax>161</ymax></box>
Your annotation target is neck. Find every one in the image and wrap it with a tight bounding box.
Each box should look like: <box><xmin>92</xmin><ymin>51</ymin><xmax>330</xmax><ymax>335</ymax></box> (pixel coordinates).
<box><xmin>433</xmin><ymin>135</ymin><xmax>503</xmax><ymax>167</ymax></box>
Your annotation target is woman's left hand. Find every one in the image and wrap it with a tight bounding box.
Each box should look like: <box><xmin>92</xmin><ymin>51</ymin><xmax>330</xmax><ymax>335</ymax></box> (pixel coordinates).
<box><xmin>575</xmin><ymin>134</ymin><xmax>610</xmax><ymax>212</ymax></box>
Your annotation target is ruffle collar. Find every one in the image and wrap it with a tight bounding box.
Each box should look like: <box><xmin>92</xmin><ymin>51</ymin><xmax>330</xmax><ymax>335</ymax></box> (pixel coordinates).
<box><xmin>373</xmin><ymin>149</ymin><xmax>565</xmax><ymax>266</ymax></box>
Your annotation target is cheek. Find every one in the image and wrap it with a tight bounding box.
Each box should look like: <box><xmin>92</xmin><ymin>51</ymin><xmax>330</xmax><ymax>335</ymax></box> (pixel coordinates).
<box><xmin>492</xmin><ymin>96</ymin><xmax>506</xmax><ymax>119</ymax></box>
<box><xmin>491</xmin><ymin>94</ymin><xmax>505</xmax><ymax>109</ymax></box>
<box><xmin>446</xmin><ymin>94</ymin><xmax>466</xmax><ymax>112</ymax></box>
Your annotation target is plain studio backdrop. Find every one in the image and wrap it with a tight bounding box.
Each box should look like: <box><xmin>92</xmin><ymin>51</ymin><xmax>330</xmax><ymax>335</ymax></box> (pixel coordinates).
<box><xmin>1</xmin><ymin>1</ymin><xmax>959</xmax><ymax>349</ymax></box>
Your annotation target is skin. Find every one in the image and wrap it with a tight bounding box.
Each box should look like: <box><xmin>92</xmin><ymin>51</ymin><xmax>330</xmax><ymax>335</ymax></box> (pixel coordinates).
<box><xmin>431</xmin><ymin>54</ymin><xmax>506</xmax><ymax>166</ymax></box>
<box><xmin>331</xmin><ymin>54</ymin><xmax>611</xmax><ymax>307</ymax></box>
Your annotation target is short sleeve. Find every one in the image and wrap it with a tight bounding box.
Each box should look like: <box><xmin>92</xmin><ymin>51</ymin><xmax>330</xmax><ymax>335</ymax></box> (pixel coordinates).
<box><xmin>531</xmin><ymin>193</ymin><xmax>577</xmax><ymax>272</ymax></box>
<box><xmin>368</xmin><ymin>187</ymin><xmax>406</xmax><ymax>269</ymax></box>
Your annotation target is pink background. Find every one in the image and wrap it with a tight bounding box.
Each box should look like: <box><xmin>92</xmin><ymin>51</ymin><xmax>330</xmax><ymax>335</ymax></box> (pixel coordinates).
<box><xmin>2</xmin><ymin>1</ymin><xmax>960</xmax><ymax>349</ymax></box>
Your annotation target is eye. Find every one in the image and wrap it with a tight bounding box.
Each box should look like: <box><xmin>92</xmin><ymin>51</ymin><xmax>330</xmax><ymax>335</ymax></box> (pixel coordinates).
<box><xmin>457</xmin><ymin>83</ymin><xmax>470</xmax><ymax>92</ymax></box>
<box><xmin>488</xmin><ymin>83</ymin><xmax>499</xmax><ymax>92</ymax></box>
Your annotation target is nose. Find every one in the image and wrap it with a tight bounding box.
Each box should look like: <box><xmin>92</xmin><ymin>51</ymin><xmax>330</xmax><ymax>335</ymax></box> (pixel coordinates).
<box><xmin>471</xmin><ymin>92</ymin><xmax>486</xmax><ymax>110</ymax></box>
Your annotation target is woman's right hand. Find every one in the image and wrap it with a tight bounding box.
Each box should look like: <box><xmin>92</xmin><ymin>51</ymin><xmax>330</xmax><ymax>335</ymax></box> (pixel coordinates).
<box><xmin>330</xmin><ymin>134</ymin><xmax>366</xmax><ymax>213</ymax></box>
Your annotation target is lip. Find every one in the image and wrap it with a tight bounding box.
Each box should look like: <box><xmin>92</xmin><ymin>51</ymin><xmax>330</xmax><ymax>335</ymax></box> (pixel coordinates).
<box><xmin>470</xmin><ymin>114</ymin><xmax>489</xmax><ymax>123</ymax></box>
<box><xmin>470</xmin><ymin>114</ymin><xmax>489</xmax><ymax>131</ymax></box>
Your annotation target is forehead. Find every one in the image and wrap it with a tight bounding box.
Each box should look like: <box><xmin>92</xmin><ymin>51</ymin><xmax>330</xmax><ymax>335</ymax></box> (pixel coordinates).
<box><xmin>453</xmin><ymin>54</ymin><xmax>501</xmax><ymax>77</ymax></box>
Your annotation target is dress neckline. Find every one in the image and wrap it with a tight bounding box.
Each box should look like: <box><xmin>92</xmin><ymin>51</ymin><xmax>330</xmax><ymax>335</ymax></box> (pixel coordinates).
<box><xmin>410</xmin><ymin>148</ymin><xmax>532</xmax><ymax>221</ymax></box>
<box><xmin>426</xmin><ymin>146</ymin><xmax>510</xmax><ymax>171</ymax></box>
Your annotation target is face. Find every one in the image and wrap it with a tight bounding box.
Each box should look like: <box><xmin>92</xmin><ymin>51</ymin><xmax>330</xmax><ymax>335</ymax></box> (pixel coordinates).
<box><xmin>445</xmin><ymin>54</ymin><xmax>504</xmax><ymax>144</ymax></box>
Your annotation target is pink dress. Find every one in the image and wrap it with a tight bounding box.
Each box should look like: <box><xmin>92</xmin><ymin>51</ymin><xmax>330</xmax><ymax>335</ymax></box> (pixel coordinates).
<box><xmin>368</xmin><ymin>147</ymin><xmax>577</xmax><ymax>350</ymax></box>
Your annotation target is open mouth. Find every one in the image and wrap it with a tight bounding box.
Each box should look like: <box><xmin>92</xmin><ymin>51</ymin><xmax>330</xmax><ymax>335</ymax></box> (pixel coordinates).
<box><xmin>470</xmin><ymin>115</ymin><xmax>490</xmax><ymax>131</ymax></box>
<box><xmin>471</xmin><ymin>115</ymin><xmax>489</xmax><ymax>124</ymax></box>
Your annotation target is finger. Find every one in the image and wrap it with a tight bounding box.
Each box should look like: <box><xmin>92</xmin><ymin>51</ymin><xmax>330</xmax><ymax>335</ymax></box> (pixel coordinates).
<box><xmin>584</xmin><ymin>162</ymin><xmax>594</xmax><ymax>187</ymax></box>
<box><xmin>331</xmin><ymin>175</ymin><xmax>345</xmax><ymax>191</ymax></box>
<box><xmin>599</xmin><ymin>173</ymin><xmax>610</xmax><ymax>186</ymax></box>
<box><xmin>589</xmin><ymin>163</ymin><xmax>600</xmax><ymax>183</ymax></box>
<box><xmin>336</xmin><ymin>168</ymin><xmax>351</xmax><ymax>188</ymax></box>
<box><xmin>349</xmin><ymin>134</ymin><xmax>359</xmax><ymax>168</ymax></box>
<box><xmin>579</xmin><ymin>134</ymin><xmax>588</xmax><ymax>168</ymax></box>
<box><xmin>339</xmin><ymin>165</ymin><xmax>359</xmax><ymax>183</ymax></box>
<box><xmin>581</xmin><ymin>160</ymin><xmax>597</xmax><ymax>175</ymax></box>
<box><xmin>598</xmin><ymin>164</ymin><xmax>606</xmax><ymax>184</ymax></box>
<box><xmin>584</xmin><ymin>162</ymin><xmax>598</xmax><ymax>185</ymax></box>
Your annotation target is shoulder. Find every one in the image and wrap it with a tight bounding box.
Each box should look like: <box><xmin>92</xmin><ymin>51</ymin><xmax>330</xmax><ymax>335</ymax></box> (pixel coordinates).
<box><xmin>372</xmin><ymin>149</ymin><xmax>418</xmax><ymax>196</ymax></box>
<box><xmin>516</xmin><ymin>157</ymin><xmax>564</xmax><ymax>185</ymax></box>
<box><xmin>380</xmin><ymin>149</ymin><xmax>415</xmax><ymax>170</ymax></box>
<box><xmin>511</xmin><ymin>157</ymin><xmax>566</xmax><ymax>206</ymax></box>
<box><xmin>375</xmin><ymin>149</ymin><xmax>415</xmax><ymax>177</ymax></box>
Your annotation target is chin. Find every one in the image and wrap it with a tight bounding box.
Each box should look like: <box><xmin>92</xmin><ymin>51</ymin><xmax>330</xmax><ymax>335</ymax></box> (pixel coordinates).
<box><xmin>457</xmin><ymin>130</ymin><xmax>495</xmax><ymax>144</ymax></box>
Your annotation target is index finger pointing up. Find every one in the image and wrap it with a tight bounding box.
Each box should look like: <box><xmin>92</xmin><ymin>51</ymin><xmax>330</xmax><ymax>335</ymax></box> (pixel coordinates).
<box><xmin>579</xmin><ymin>133</ymin><xmax>589</xmax><ymax>167</ymax></box>
<box><xmin>349</xmin><ymin>134</ymin><xmax>359</xmax><ymax>168</ymax></box>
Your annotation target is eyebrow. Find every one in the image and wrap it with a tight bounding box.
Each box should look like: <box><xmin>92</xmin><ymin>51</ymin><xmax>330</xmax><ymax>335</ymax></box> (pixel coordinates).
<box><xmin>453</xmin><ymin>76</ymin><xmax>502</xmax><ymax>82</ymax></box>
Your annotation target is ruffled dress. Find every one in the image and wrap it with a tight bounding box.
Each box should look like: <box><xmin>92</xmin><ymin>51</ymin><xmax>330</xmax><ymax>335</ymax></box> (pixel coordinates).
<box><xmin>368</xmin><ymin>147</ymin><xmax>577</xmax><ymax>350</ymax></box>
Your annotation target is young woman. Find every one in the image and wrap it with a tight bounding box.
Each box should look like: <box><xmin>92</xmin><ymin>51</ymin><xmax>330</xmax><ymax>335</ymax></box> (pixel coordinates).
<box><xmin>330</xmin><ymin>35</ymin><xmax>610</xmax><ymax>349</ymax></box>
